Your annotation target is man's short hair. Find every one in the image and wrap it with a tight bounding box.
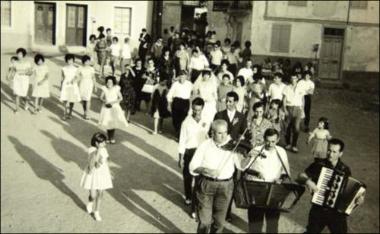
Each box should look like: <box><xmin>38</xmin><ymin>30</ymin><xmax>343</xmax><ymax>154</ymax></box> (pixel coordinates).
<box><xmin>192</xmin><ymin>97</ymin><xmax>205</xmax><ymax>107</ymax></box>
<box><xmin>226</xmin><ymin>91</ymin><xmax>239</xmax><ymax>102</ymax></box>
<box><xmin>264</xmin><ymin>128</ymin><xmax>279</xmax><ymax>140</ymax></box>
<box><xmin>212</xmin><ymin>119</ymin><xmax>228</xmax><ymax>131</ymax></box>
<box><xmin>328</xmin><ymin>138</ymin><xmax>345</xmax><ymax>152</ymax></box>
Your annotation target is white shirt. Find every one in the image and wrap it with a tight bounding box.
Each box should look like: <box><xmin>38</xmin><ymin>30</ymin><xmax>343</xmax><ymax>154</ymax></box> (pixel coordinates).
<box><xmin>282</xmin><ymin>83</ymin><xmax>306</xmax><ymax>107</ymax></box>
<box><xmin>178</xmin><ymin>116</ymin><xmax>210</xmax><ymax>154</ymax></box>
<box><xmin>246</xmin><ymin>145</ymin><xmax>290</xmax><ymax>182</ymax></box>
<box><xmin>121</xmin><ymin>44</ymin><xmax>132</xmax><ymax>59</ymax></box>
<box><xmin>189</xmin><ymin>138</ymin><xmax>250</xmax><ymax>179</ymax></box>
<box><xmin>237</xmin><ymin>68</ymin><xmax>254</xmax><ymax>84</ymax></box>
<box><xmin>298</xmin><ymin>79</ymin><xmax>315</xmax><ymax>95</ymax></box>
<box><xmin>227</xmin><ymin>109</ymin><xmax>236</xmax><ymax>122</ymax></box>
<box><xmin>110</xmin><ymin>44</ymin><xmax>121</xmax><ymax>57</ymax></box>
<box><xmin>189</xmin><ymin>55</ymin><xmax>209</xmax><ymax>71</ymax></box>
<box><xmin>210</xmin><ymin>49</ymin><xmax>223</xmax><ymax>66</ymax></box>
<box><xmin>268</xmin><ymin>82</ymin><xmax>286</xmax><ymax>101</ymax></box>
<box><xmin>166</xmin><ymin>80</ymin><xmax>193</xmax><ymax>102</ymax></box>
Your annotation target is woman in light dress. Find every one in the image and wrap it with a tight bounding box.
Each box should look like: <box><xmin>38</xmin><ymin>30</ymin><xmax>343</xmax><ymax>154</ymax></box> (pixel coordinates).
<box><xmin>98</xmin><ymin>76</ymin><xmax>129</xmax><ymax>144</ymax></box>
<box><xmin>31</xmin><ymin>54</ymin><xmax>50</xmax><ymax>113</ymax></box>
<box><xmin>60</xmin><ymin>54</ymin><xmax>81</xmax><ymax>120</ymax></box>
<box><xmin>11</xmin><ymin>48</ymin><xmax>33</xmax><ymax>113</ymax></box>
<box><xmin>233</xmin><ymin>75</ymin><xmax>247</xmax><ymax>113</ymax></box>
<box><xmin>80</xmin><ymin>132</ymin><xmax>113</xmax><ymax>221</ymax></box>
<box><xmin>86</xmin><ymin>34</ymin><xmax>98</xmax><ymax>69</ymax></box>
<box><xmin>78</xmin><ymin>55</ymin><xmax>96</xmax><ymax>120</ymax></box>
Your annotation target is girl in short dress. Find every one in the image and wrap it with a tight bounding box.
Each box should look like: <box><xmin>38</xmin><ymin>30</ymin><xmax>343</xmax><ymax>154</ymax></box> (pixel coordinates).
<box><xmin>150</xmin><ymin>80</ymin><xmax>170</xmax><ymax>134</ymax></box>
<box><xmin>80</xmin><ymin>132</ymin><xmax>112</xmax><ymax>221</ymax></box>
<box><xmin>307</xmin><ymin>117</ymin><xmax>332</xmax><ymax>159</ymax></box>
<box><xmin>12</xmin><ymin>48</ymin><xmax>33</xmax><ymax>113</ymax></box>
<box><xmin>99</xmin><ymin>76</ymin><xmax>129</xmax><ymax>143</ymax></box>
<box><xmin>31</xmin><ymin>54</ymin><xmax>50</xmax><ymax>113</ymax></box>
<box><xmin>6</xmin><ymin>56</ymin><xmax>18</xmax><ymax>90</ymax></box>
<box><xmin>86</xmin><ymin>34</ymin><xmax>98</xmax><ymax>68</ymax></box>
<box><xmin>78</xmin><ymin>55</ymin><xmax>96</xmax><ymax>120</ymax></box>
<box><xmin>60</xmin><ymin>54</ymin><xmax>81</xmax><ymax>120</ymax></box>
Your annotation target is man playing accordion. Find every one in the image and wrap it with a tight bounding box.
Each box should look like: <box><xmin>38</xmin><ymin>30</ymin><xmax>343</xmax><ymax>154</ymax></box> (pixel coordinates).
<box><xmin>244</xmin><ymin>128</ymin><xmax>291</xmax><ymax>233</ymax></box>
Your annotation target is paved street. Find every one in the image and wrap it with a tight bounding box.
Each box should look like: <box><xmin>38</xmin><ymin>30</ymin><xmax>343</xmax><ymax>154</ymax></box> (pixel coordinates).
<box><xmin>1</xmin><ymin>52</ymin><xmax>379</xmax><ymax>233</ymax></box>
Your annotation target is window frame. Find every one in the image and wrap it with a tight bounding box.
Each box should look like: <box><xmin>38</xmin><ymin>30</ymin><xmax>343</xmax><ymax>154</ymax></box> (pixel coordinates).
<box><xmin>212</xmin><ymin>0</ymin><xmax>231</xmax><ymax>12</ymax></box>
<box><xmin>113</xmin><ymin>6</ymin><xmax>132</xmax><ymax>36</ymax></box>
<box><xmin>270</xmin><ymin>23</ymin><xmax>292</xmax><ymax>53</ymax></box>
<box><xmin>1</xmin><ymin>0</ymin><xmax>12</xmax><ymax>28</ymax></box>
<box><xmin>288</xmin><ymin>1</ymin><xmax>308</xmax><ymax>7</ymax></box>
<box><xmin>350</xmin><ymin>1</ymin><xmax>368</xmax><ymax>9</ymax></box>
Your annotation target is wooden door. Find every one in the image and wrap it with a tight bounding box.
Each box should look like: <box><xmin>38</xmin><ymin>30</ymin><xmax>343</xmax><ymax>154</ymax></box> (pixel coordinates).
<box><xmin>35</xmin><ymin>2</ymin><xmax>56</xmax><ymax>45</ymax></box>
<box><xmin>181</xmin><ymin>6</ymin><xmax>195</xmax><ymax>30</ymax></box>
<box><xmin>319</xmin><ymin>32</ymin><xmax>344</xmax><ymax>80</ymax></box>
<box><xmin>66</xmin><ymin>4</ymin><xmax>87</xmax><ymax>46</ymax></box>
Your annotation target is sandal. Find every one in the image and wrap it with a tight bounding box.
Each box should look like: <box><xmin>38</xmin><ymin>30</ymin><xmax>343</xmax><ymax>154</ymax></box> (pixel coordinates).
<box><xmin>110</xmin><ymin>139</ymin><xmax>116</xmax><ymax>144</ymax></box>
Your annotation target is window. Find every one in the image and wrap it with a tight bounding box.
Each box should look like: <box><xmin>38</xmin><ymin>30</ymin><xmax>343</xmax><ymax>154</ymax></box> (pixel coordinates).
<box><xmin>270</xmin><ymin>24</ymin><xmax>291</xmax><ymax>53</ymax></box>
<box><xmin>288</xmin><ymin>1</ymin><xmax>307</xmax><ymax>7</ymax></box>
<box><xmin>350</xmin><ymin>1</ymin><xmax>368</xmax><ymax>9</ymax></box>
<box><xmin>114</xmin><ymin>7</ymin><xmax>131</xmax><ymax>35</ymax></box>
<box><xmin>1</xmin><ymin>0</ymin><xmax>11</xmax><ymax>26</ymax></box>
<box><xmin>213</xmin><ymin>0</ymin><xmax>231</xmax><ymax>11</ymax></box>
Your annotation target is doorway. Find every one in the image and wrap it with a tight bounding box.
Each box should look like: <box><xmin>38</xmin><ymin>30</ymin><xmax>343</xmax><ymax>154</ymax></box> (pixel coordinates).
<box><xmin>181</xmin><ymin>5</ymin><xmax>195</xmax><ymax>31</ymax></box>
<box><xmin>35</xmin><ymin>2</ymin><xmax>56</xmax><ymax>45</ymax></box>
<box><xmin>66</xmin><ymin>4</ymin><xmax>87</xmax><ymax>46</ymax></box>
<box><xmin>318</xmin><ymin>27</ymin><xmax>344</xmax><ymax>80</ymax></box>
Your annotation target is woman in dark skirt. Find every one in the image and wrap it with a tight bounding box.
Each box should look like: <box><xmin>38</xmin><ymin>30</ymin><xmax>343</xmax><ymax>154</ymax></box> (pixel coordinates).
<box><xmin>132</xmin><ymin>59</ymin><xmax>146</xmax><ymax>112</ymax></box>
<box><xmin>150</xmin><ymin>80</ymin><xmax>171</xmax><ymax>134</ymax></box>
<box><xmin>141</xmin><ymin>58</ymin><xmax>159</xmax><ymax>114</ymax></box>
<box><xmin>119</xmin><ymin>67</ymin><xmax>136</xmax><ymax>123</ymax></box>
<box><xmin>157</xmin><ymin>48</ymin><xmax>175</xmax><ymax>88</ymax></box>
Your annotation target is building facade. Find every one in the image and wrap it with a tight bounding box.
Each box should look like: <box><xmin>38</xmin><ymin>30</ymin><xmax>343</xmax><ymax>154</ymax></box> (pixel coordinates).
<box><xmin>1</xmin><ymin>0</ymin><xmax>153</xmax><ymax>54</ymax></box>
<box><xmin>157</xmin><ymin>0</ymin><xmax>379</xmax><ymax>88</ymax></box>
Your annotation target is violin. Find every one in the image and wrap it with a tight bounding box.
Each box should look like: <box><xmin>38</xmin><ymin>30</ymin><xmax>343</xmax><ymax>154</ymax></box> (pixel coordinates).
<box><xmin>220</xmin><ymin>139</ymin><xmax>253</xmax><ymax>157</ymax></box>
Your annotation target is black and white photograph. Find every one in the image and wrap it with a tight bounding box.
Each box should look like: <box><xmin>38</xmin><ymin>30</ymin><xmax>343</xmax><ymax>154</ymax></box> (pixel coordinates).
<box><xmin>1</xmin><ymin>0</ymin><xmax>379</xmax><ymax>233</ymax></box>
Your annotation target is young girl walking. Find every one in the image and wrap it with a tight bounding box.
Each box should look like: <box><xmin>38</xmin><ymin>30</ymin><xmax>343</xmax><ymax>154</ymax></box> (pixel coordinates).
<box><xmin>78</xmin><ymin>55</ymin><xmax>96</xmax><ymax>120</ymax></box>
<box><xmin>80</xmin><ymin>132</ymin><xmax>113</xmax><ymax>221</ymax></box>
<box><xmin>99</xmin><ymin>76</ymin><xmax>129</xmax><ymax>143</ymax></box>
<box><xmin>31</xmin><ymin>54</ymin><xmax>50</xmax><ymax>113</ymax></box>
<box><xmin>60</xmin><ymin>54</ymin><xmax>81</xmax><ymax>120</ymax></box>
<box><xmin>307</xmin><ymin>117</ymin><xmax>332</xmax><ymax>159</ymax></box>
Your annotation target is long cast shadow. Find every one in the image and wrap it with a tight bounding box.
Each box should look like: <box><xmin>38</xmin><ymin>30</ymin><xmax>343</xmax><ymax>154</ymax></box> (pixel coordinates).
<box><xmin>45</xmin><ymin>116</ymin><xmax>188</xmax><ymax>232</ymax></box>
<box><xmin>8</xmin><ymin>136</ymin><xmax>85</xmax><ymax>212</ymax></box>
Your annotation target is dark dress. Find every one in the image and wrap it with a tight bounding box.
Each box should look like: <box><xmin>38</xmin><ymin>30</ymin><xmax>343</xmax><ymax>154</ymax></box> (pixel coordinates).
<box><xmin>157</xmin><ymin>56</ymin><xmax>175</xmax><ymax>87</ymax></box>
<box><xmin>119</xmin><ymin>74</ymin><xmax>136</xmax><ymax>112</ymax></box>
<box><xmin>150</xmin><ymin>87</ymin><xmax>171</xmax><ymax>118</ymax></box>
<box><xmin>132</xmin><ymin>66</ymin><xmax>146</xmax><ymax>109</ymax></box>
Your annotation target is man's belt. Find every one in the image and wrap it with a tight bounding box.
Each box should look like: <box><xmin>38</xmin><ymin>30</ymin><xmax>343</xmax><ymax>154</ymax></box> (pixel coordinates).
<box><xmin>202</xmin><ymin>175</ymin><xmax>232</xmax><ymax>182</ymax></box>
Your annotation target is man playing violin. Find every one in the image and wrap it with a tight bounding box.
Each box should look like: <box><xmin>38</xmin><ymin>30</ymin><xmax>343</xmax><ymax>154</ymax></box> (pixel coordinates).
<box><xmin>245</xmin><ymin>128</ymin><xmax>290</xmax><ymax>233</ymax></box>
<box><xmin>189</xmin><ymin>119</ymin><xmax>255</xmax><ymax>233</ymax></box>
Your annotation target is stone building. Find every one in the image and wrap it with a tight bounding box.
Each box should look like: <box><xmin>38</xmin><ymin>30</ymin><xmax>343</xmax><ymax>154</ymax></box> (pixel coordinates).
<box><xmin>1</xmin><ymin>0</ymin><xmax>153</xmax><ymax>54</ymax></box>
<box><xmin>155</xmin><ymin>0</ymin><xmax>379</xmax><ymax>89</ymax></box>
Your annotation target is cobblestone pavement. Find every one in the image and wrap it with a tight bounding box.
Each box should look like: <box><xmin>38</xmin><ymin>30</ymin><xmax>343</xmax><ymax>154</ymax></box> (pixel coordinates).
<box><xmin>1</xmin><ymin>53</ymin><xmax>379</xmax><ymax>233</ymax></box>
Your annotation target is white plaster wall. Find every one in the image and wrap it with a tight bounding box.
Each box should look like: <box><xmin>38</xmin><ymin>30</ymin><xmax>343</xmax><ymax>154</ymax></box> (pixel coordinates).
<box><xmin>349</xmin><ymin>1</ymin><xmax>379</xmax><ymax>25</ymax></box>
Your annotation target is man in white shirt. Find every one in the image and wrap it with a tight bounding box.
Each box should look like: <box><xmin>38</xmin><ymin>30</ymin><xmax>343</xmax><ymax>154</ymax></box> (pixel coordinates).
<box><xmin>167</xmin><ymin>70</ymin><xmax>193</xmax><ymax>139</ymax></box>
<box><xmin>178</xmin><ymin>97</ymin><xmax>210</xmax><ymax>218</ymax></box>
<box><xmin>189</xmin><ymin>49</ymin><xmax>209</xmax><ymax>83</ymax></box>
<box><xmin>237</xmin><ymin>59</ymin><xmax>254</xmax><ymax>84</ymax></box>
<box><xmin>189</xmin><ymin>119</ymin><xmax>255</xmax><ymax>233</ymax></box>
<box><xmin>210</xmin><ymin>41</ymin><xmax>223</xmax><ymax>72</ymax></box>
<box><xmin>298</xmin><ymin>71</ymin><xmax>315</xmax><ymax>132</ymax></box>
<box><xmin>109</xmin><ymin>37</ymin><xmax>121</xmax><ymax>76</ymax></box>
<box><xmin>268</xmin><ymin>72</ymin><xmax>286</xmax><ymax>101</ymax></box>
<box><xmin>245</xmin><ymin>128</ymin><xmax>290</xmax><ymax>233</ymax></box>
<box><xmin>282</xmin><ymin>74</ymin><xmax>306</xmax><ymax>153</ymax></box>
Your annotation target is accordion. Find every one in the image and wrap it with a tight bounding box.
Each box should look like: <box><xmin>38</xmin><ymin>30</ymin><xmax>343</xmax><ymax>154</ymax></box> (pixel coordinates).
<box><xmin>234</xmin><ymin>179</ymin><xmax>305</xmax><ymax>212</ymax></box>
<box><xmin>312</xmin><ymin>167</ymin><xmax>366</xmax><ymax>215</ymax></box>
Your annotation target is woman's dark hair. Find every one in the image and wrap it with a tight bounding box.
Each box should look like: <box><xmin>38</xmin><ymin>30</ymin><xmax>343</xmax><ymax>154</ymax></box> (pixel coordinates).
<box><xmin>222</xmin><ymin>74</ymin><xmax>230</xmax><ymax>80</ymax></box>
<box><xmin>34</xmin><ymin>54</ymin><xmax>45</xmax><ymax>64</ymax></box>
<box><xmin>202</xmin><ymin>69</ymin><xmax>211</xmax><ymax>76</ymax></box>
<box><xmin>16</xmin><ymin>48</ymin><xmax>27</xmax><ymax>57</ymax></box>
<box><xmin>244</xmin><ymin>40</ymin><xmax>252</xmax><ymax>48</ymax></box>
<box><xmin>318</xmin><ymin>117</ymin><xmax>329</xmax><ymax>130</ymax></box>
<box><xmin>264</xmin><ymin>128</ymin><xmax>280</xmax><ymax>140</ymax></box>
<box><xmin>134</xmin><ymin>58</ymin><xmax>142</xmax><ymax>64</ymax></box>
<box><xmin>303</xmin><ymin>70</ymin><xmax>312</xmax><ymax>78</ymax></box>
<box><xmin>252</xmin><ymin>101</ymin><xmax>265</xmax><ymax>111</ymax></box>
<box><xmin>274</xmin><ymin>72</ymin><xmax>283</xmax><ymax>80</ymax></box>
<box><xmin>233</xmin><ymin>40</ymin><xmax>241</xmax><ymax>48</ymax></box>
<box><xmin>192</xmin><ymin>97</ymin><xmax>205</xmax><ymax>107</ymax></box>
<box><xmin>234</xmin><ymin>75</ymin><xmax>245</xmax><ymax>86</ymax></box>
<box><xmin>98</xmin><ymin>34</ymin><xmax>105</xmax><ymax>39</ymax></box>
<box><xmin>97</xmin><ymin>26</ymin><xmax>105</xmax><ymax>33</ymax></box>
<box><xmin>163</xmin><ymin>28</ymin><xmax>169</xmax><ymax>34</ymax></box>
<box><xmin>192</xmin><ymin>49</ymin><xmax>199</xmax><ymax>54</ymax></box>
<box><xmin>91</xmin><ymin>132</ymin><xmax>107</xmax><ymax>147</ymax></box>
<box><xmin>226</xmin><ymin>91</ymin><xmax>239</xmax><ymax>102</ymax></box>
<box><xmin>106</xmin><ymin>28</ymin><xmax>111</xmax><ymax>32</ymax></box>
<box><xmin>89</xmin><ymin>34</ymin><xmax>96</xmax><ymax>41</ymax></box>
<box><xmin>81</xmin><ymin>55</ymin><xmax>91</xmax><ymax>64</ymax></box>
<box><xmin>10</xmin><ymin>56</ymin><xmax>18</xmax><ymax>62</ymax></box>
<box><xmin>215</xmin><ymin>40</ymin><xmax>221</xmax><ymax>47</ymax></box>
<box><xmin>224</xmin><ymin>38</ymin><xmax>231</xmax><ymax>44</ymax></box>
<box><xmin>112</xmin><ymin>36</ymin><xmax>119</xmax><ymax>42</ymax></box>
<box><xmin>221</xmin><ymin>59</ymin><xmax>230</xmax><ymax>67</ymax></box>
<box><xmin>64</xmin><ymin>54</ymin><xmax>75</xmax><ymax>63</ymax></box>
<box><xmin>105</xmin><ymin>76</ymin><xmax>117</xmax><ymax>85</ymax></box>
